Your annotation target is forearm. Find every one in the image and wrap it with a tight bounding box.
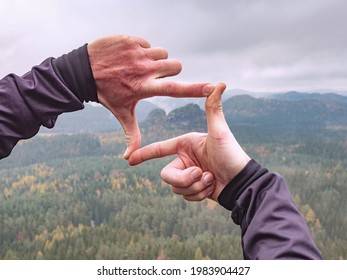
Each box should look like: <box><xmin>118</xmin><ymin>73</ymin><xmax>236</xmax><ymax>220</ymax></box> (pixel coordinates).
<box><xmin>218</xmin><ymin>160</ymin><xmax>323</xmax><ymax>260</ymax></box>
<box><xmin>0</xmin><ymin>45</ymin><xmax>97</xmax><ymax>159</ymax></box>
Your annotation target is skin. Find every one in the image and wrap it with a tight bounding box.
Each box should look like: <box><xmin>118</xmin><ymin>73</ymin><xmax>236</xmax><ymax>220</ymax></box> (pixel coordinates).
<box><xmin>128</xmin><ymin>83</ymin><xmax>251</xmax><ymax>202</ymax></box>
<box><xmin>87</xmin><ymin>35</ymin><xmax>215</xmax><ymax>159</ymax></box>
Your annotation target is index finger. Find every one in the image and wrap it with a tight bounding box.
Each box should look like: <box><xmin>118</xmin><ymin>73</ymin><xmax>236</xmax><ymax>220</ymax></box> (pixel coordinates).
<box><xmin>147</xmin><ymin>80</ymin><xmax>215</xmax><ymax>98</ymax></box>
<box><xmin>128</xmin><ymin>136</ymin><xmax>181</xmax><ymax>166</ymax></box>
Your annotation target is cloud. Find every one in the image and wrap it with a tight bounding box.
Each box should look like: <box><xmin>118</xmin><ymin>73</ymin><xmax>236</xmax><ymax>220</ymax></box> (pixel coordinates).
<box><xmin>1</xmin><ymin>0</ymin><xmax>346</xmax><ymax>93</ymax></box>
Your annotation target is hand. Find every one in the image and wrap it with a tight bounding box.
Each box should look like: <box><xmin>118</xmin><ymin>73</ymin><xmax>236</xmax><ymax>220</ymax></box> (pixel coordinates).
<box><xmin>128</xmin><ymin>83</ymin><xmax>251</xmax><ymax>202</ymax></box>
<box><xmin>87</xmin><ymin>35</ymin><xmax>214</xmax><ymax>159</ymax></box>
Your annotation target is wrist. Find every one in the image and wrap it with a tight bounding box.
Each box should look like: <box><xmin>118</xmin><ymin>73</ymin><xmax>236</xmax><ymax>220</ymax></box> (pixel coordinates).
<box><xmin>52</xmin><ymin>44</ymin><xmax>98</xmax><ymax>103</ymax></box>
<box><xmin>217</xmin><ymin>159</ymin><xmax>268</xmax><ymax>211</ymax></box>
<box><xmin>210</xmin><ymin>155</ymin><xmax>251</xmax><ymax>201</ymax></box>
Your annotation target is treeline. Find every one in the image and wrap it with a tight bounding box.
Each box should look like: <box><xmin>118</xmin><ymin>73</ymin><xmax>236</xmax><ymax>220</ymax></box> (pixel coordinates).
<box><xmin>0</xmin><ymin>131</ymin><xmax>346</xmax><ymax>259</ymax></box>
<box><xmin>0</xmin><ymin>154</ymin><xmax>241</xmax><ymax>259</ymax></box>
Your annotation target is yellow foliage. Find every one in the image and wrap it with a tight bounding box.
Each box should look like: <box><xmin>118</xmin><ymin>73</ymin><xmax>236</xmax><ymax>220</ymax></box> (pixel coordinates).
<box><xmin>44</xmin><ymin>240</ymin><xmax>53</xmax><ymax>251</ymax></box>
<box><xmin>77</xmin><ymin>224</ymin><xmax>85</xmax><ymax>234</ymax></box>
<box><xmin>98</xmin><ymin>132</ymin><xmax>125</xmax><ymax>145</ymax></box>
<box><xmin>156</xmin><ymin>248</ymin><xmax>169</xmax><ymax>260</ymax></box>
<box><xmin>333</xmin><ymin>163</ymin><xmax>343</xmax><ymax>173</ymax></box>
<box><xmin>136</xmin><ymin>181</ymin><xmax>143</xmax><ymax>190</ymax></box>
<box><xmin>30</xmin><ymin>183</ymin><xmax>56</xmax><ymax>193</ymax></box>
<box><xmin>315</xmin><ymin>219</ymin><xmax>322</xmax><ymax>231</ymax></box>
<box><xmin>143</xmin><ymin>178</ymin><xmax>152</xmax><ymax>188</ymax></box>
<box><xmin>12</xmin><ymin>175</ymin><xmax>36</xmax><ymax>191</ymax></box>
<box><xmin>111</xmin><ymin>177</ymin><xmax>121</xmax><ymax>190</ymax></box>
<box><xmin>33</xmin><ymin>164</ymin><xmax>54</xmax><ymax>178</ymax></box>
<box><xmin>52</xmin><ymin>227</ymin><xmax>65</xmax><ymax>242</ymax></box>
<box><xmin>292</xmin><ymin>194</ymin><xmax>301</xmax><ymax>208</ymax></box>
<box><xmin>301</xmin><ymin>204</ymin><xmax>319</xmax><ymax>227</ymax></box>
<box><xmin>96</xmin><ymin>189</ymin><xmax>102</xmax><ymax>197</ymax></box>
<box><xmin>35</xmin><ymin>229</ymin><xmax>49</xmax><ymax>242</ymax></box>
<box><xmin>207</xmin><ymin>199</ymin><xmax>218</xmax><ymax>210</ymax></box>
<box><xmin>304</xmin><ymin>208</ymin><xmax>316</xmax><ymax>224</ymax></box>
<box><xmin>194</xmin><ymin>247</ymin><xmax>204</xmax><ymax>260</ymax></box>
<box><xmin>3</xmin><ymin>188</ymin><xmax>12</xmax><ymax>198</ymax></box>
<box><xmin>121</xmin><ymin>177</ymin><xmax>127</xmax><ymax>187</ymax></box>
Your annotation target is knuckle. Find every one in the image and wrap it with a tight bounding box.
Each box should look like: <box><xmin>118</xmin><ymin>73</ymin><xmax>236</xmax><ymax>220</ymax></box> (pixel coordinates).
<box><xmin>177</xmin><ymin>175</ymin><xmax>190</xmax><ymax>187</ymax></box>
<box><xmin>158</xmin><ymin>48</ymin><xmax>168</xmax><ymax>58</ymax></box>
<box><xmin>154</xmin><ymin>143</ymin><xmax>164</xmax><ymax>158</ymax></box>
<box><xmin>164</xmin><ymin>81</ymin><xmax>177</xmax><ymax>95</ymax></box>
<box><xmin>205</xmin><ymin>99</ymin><xmax>215</xmax><ymax>111</ymax></box>
<box><xmin>184</xmin><ymin>193</ymin><xmax>205</xmax><ymax>202</ymax></box>
<box><xmin>196</xmin><ymin>192</ymin><xmax>208</xmax><ymax>201</ymax></box>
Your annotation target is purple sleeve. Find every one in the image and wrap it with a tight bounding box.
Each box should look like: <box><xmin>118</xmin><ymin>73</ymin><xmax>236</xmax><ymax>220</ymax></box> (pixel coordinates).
<box><xmin>0</xmin><ymin>45</ymin><xmax>97</xmax><ymax>159</ymax></box>
<box><xmin>218</xmin><ymin>160</ymin><xmax>323</xmax><ymax>259</ymax></box>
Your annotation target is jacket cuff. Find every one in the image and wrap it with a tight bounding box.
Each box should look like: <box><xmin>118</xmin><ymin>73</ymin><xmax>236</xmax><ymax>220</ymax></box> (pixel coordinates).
<box><xmin>218</xmin><ymin>159</ymin><xmax>268</xmax><ymax>211</ymax></box>
<box><xmin>52</xmin><ymin>44</ymin><xmax>98</xmax><ymax>103</ymax></box>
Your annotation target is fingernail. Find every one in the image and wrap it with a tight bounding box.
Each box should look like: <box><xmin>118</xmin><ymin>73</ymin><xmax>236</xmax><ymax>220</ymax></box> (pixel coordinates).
<box><xmin>123</xmin><ymin>148</ymin><xmax>129</xmax><ymax>159</ymax></box>
<box><xmin>203</xmin><ymin>173</ymin><xmax>213</xmax><ymax>186</ymax></box>
<box><xmin>203</xmin><ymin>84</ymin><xmax>215</xmax><ymax>96</ymax></box>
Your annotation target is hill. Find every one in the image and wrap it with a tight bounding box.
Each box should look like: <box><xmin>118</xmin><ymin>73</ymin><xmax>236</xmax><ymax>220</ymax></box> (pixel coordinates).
<box><xmin>39</xmin><ymin>100</ymin><xmax>159</xmax><ymax>134</ymax></box>
<box><xmin>139</xmin><ymin>92</ymin><xmax>347</xmax><ymax>144</ymax></box>
<box><xmin>140</xmin><ymin>103</ymin><xmax>206</xmax><ymax>143</ymax></box>
<box><xmin>223</xmin><ymin>93</ymin><xmax>347</xmax><ymax>138</ymax></box>
<box><xmin>0</xmin><ymin>92</ymin><xmax>347</xmax><ymax>260</ymax></box>
<box><xmin>270</xmin><ymin>91</ymin><xmax>347</xmax><ymax>104</ymax></box>
<box><xmin>37</xmin><ymin>91</ymin><xmax>347</xmax><ymax>137</ymax></box>
<box><xmin>147</xmin><ymin>89</ymin><xmax>253</xmax><ymax>113</ymax></box>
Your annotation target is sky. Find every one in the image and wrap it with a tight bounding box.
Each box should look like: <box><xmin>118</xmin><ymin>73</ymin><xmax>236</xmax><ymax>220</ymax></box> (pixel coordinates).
<box><xmin>1</xmin><ymin>0</ymin><xmax>347</xmax><ymax>95</ymax></box>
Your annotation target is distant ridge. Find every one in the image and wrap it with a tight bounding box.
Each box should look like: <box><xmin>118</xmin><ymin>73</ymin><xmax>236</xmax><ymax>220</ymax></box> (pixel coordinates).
<box><xmin>39</xmin><ymin>91</ymin><xmax>347</xmax><ymax>138</ymax></box>
<box><xmin>270</xmin><ymin>91</ymin><xmax>347</xmax><ymax>104</ymax></box>
<box><xmin>222</xmin><ymin>93</ymin><xmax>347</xmax><ymax>135</ymax></box>
<box><xmin>39</xmin><ymin>100</ymin><xmax>159</xmax><ymax>134</ymax></box>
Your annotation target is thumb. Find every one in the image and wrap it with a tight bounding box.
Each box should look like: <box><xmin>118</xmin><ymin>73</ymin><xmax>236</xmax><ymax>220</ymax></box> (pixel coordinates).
<box><xmin>122</xmin><ymin>121</ymin><xmax>141</xmax><ymax>160</ymax></box>
<box><xmin>112</xmin><ymin>105</ymin><xmax>141</xmax><ymax>160</ymax></box>
<box><xmin>205</xmin><ymin>83</ymin><xmax>228</xmax><ymax>136</ymax></box>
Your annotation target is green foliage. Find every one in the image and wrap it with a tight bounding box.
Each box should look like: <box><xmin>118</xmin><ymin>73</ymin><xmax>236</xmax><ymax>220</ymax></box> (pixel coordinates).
<box><xmin>0</xmin><ymin>139</ymin><xmax>240</xmax><ymax>259</ymax></box>
<box><xmin>0</xmin><ymin>93</ymin><xmax>347</xmax><ymax>259</ymax></box>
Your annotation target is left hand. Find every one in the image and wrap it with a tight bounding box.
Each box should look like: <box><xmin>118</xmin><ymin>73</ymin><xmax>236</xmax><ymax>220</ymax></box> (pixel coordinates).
<box><xmin>88</xmin><ymin>35</ymin><xmax>214</xmax><ymax>159</ymax></box>
<box><xmin>128</xmin><ymin>83</ymin><xmax>251</xmax><ymax>202</ymax></box>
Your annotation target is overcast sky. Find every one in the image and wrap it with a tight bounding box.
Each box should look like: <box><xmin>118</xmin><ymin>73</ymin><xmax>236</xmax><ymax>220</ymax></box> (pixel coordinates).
<box><xmin>1</xmin><ymin>0</ymin><xmax>347</xmax><ymax>94</ymax></box>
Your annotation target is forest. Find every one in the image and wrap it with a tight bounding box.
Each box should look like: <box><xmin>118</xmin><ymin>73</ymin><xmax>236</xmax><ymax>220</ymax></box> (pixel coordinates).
<box><xmin>0</xmin><ymin>94</ymin><xmax>346</xmax><ymax>260</ymax></box>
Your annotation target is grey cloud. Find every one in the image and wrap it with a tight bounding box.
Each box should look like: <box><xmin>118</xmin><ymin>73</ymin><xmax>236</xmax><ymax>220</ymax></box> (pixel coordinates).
<box><xmin>1</xmin><ymin>0</ymin><xmax>346</xmax><ymax>93</ymax></box>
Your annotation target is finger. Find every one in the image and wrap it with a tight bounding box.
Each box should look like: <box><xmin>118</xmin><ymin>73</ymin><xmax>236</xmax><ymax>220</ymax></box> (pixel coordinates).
<box><xmin>153</xmin><ymin>58</ymin><xmax>182</xmax><ymax>78</ymax></box>
<box><xmin>144</xmin><ymin>47</ymin><xmax>168</xmax><ymax>60</ymax></box>
<box><xmin>205</xmin><ymin>83</ymin><xmax>229</xmax><ymax>136</ymax></box>
<box><xmin>135</xmin><ymin>36</ymin><xmax>151</xmax><ymax>48</ymax></box>
<box><xmin>161</xmin><ymin>159</ymin><xmax>203</xmax><ymax>187</ymax></box>
<box><xmin>170</xmin><ymin>172</ymin><xmax>214</xmax><ymax>195</ymax></box>
<box><xmin>128</xmin><ymin>136</ymin><xmax>183</xmax><ymax>165</ymax></box>
<box><xmin>183</xmin><ymin>184</ymin><xmax>215</xmax><ymax>202</ymax></box>
<box><xmin>112</xmin><ymin>104</ymin><xmax>142</xmax><ymax>160</ymax></box>
<box><xmin>146</xmin><ymin>80</ymin><xmax>215</xmax><ymax>98</ymax></box>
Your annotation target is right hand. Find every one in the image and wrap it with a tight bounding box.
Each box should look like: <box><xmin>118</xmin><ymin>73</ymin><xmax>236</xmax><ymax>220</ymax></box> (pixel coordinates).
<box><xmin>128</xmin><ymin>83</ymin><xmax>251</xmax><ymax>202</ymax></box>
<box><xmin>88</xmin><ymin>35</ymin><xmax>214</xmax><ymax>159</ymax></box>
